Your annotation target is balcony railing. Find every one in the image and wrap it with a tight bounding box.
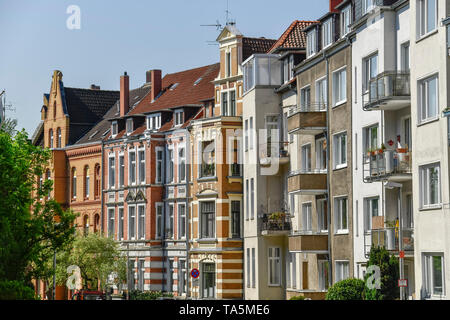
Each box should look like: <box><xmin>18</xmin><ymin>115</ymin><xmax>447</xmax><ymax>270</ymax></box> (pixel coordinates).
<box><xmin>289</xmin><ymin>102</ymin><xmax>328</xmax><ymax>114</ymax></box>
<box><xmin>287</xmin><ymin>170</ymin><xmax>328</xmax><ymax>194</ymax></box>
<box><xmin>288</xmin><ymin>103</ymin><xmax>327</xmax><ymax>135</ymax></box>
<box><xmin>364</xmin><ymin>227</ymin><xmax>414</xmax><ymax>257</ymax></box>
<box><xmin>259</xmin><ymin>142</ymin><xmax>290</xmax><ymax>166</ymax></box>
<box><xmin>261</xmin><ymin>213</ymin><xmax>291</xmax><ymax>235</ymax></box>
<box><xmin>363</xmin><ymin>149</ymin><xmax>412</xmax><ymax>182</ymax></box>
<box><xmin>362</xmin><ymin>71</ymin><xmax>410</xmax><ymax>110</ymax></box>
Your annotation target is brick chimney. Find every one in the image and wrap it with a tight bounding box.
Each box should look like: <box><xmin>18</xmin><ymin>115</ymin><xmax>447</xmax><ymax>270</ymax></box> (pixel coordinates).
<box><xmin>329</xmin><ymin>0</ymin><xmax>344</xmax><ymax>12</ymax></box>
<box><xmin>150</xmin><ymin>70</ymin><xmax>162</xmax><ymax>101</ymax></box>
<box><xmin>90</xmin><ymin>84</ymin><xmax>100</xmax><ymax>90</ymax></box>
<box><xmin>120</xmin><ymin>72</ymin><xmax>129</xmax><ymax>117</ymax></box>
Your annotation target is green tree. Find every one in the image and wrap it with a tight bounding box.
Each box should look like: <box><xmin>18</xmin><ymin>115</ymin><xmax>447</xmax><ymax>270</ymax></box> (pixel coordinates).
<box><xmin>0</xmin><ymin>127</ymin><xmax>77</xmax><ymax>293</ymax></box>
<box><xmin>55</xmin><ymin>233</ymin><xmax>127</xmax><ymax>291</ymax></box>
<box><xmin>364</xmin><ymin>246</ymin><xmax>399</xmax><ymax>300</ymax></box>
<box><xmin>325</xmin><ymin>278</ymin><xmax>366</xmax><ymax>300</ymax></box>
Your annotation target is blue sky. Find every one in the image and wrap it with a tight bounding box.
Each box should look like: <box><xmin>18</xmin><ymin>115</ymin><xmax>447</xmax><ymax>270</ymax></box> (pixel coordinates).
<box><xmin>0</xmin><ymin>0</ymin><xmax>328</xmax><ymax>135</ymax></box>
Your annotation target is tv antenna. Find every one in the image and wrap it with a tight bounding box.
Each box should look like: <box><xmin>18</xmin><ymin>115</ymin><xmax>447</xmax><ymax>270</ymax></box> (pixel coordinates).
<box><xmin>200</xmin><ymin>0</ymin><xmax>236</xmax><ymax>46</ymax></box>
<box><xmin>0</xmin><ymin>90</ymin><xmax>16</xmax><ymax>120</ymax></box>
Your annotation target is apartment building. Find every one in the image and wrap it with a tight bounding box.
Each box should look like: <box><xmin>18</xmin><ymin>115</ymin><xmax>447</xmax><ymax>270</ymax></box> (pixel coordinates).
<box><xmin>349</xmin><ymin>0</ymin><xmax>415</xmax><ymax>299</ymax></box>
<box><xmin>285</xmin><ymin>0</ymin><xmax>354</xmax><ymax>299</ymax></box>
<box><xmin>410</xmin><ymin>0</ymin><xmax>449</xmax><ymax>300</ymax></box>
<box><xmin>241</xmin><ymin>20</ymin><xmax>314</xmax><ymax>300</ymax></box>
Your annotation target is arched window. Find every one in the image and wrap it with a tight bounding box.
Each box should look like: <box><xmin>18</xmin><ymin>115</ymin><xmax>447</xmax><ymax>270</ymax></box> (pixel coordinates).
<box><xmin>57</xmin><ymin>128</ymin><xmax>61</xmax><ymax>148</ymax></box>
<box><xmin>179</xmin><ymin>148</ymin><xmax>186</xmax><ymax>182</ymax></box>
<box><xmin>83</xmin><ymin>215</ymin><xmax>89</xmax><ymax>236</ymax></box>
<box><xmin>84</xmin><ymin>166</ymin><xmax>90</xmax><ymax>199</ymax></box>
<box><xmin>72</xmin><ymin>168</ymin><xmax>77</xmax><ymax>199</ymax></box>
<box><xmin>94</xmin><ymin>164</ymin><xmax>101</xmax><ymax>199</ymax></box>
<box><xmin>94</xmin><ymin>214</ymin><xmax>100</xmax><ymax>233</ymax></box>
<box><xmin>49</xmin><ymin>129</ymin><xmax>53</xmax><ymax>148</ymax></box>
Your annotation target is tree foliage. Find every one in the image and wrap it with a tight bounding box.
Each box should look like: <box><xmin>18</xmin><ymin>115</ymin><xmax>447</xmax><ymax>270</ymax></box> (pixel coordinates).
<box><xmin>364</xmin><ymin>246</ymin><xmax>399</xmax><ymax>300</ymax></box>
<box><xmin>0</xmin><ymin>280</ymin><xmax>37</xmax><ymax>300</ymax></box>
<box><xmin>325</xmin><ymin>278</ymin><xmax>366</xmax><ymax>300</ymax></box>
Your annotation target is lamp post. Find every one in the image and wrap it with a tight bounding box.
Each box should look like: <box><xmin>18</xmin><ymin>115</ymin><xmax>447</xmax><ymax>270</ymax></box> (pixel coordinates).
<box><xmin>384</xmin><ymin>181</ymin><xmax>404</xmax><ymax>300</ymax></box>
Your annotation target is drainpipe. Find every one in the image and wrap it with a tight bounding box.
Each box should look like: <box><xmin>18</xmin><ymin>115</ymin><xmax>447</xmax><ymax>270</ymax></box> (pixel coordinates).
<box><xmin>101</xmin><ymin>140</ymin><xmax>105</xmax><ymax>234</ymax></box>
<box><xmin>186</xmin><ymin>129</ymin><xmax>191</xmax><ymax>299</ymax></box>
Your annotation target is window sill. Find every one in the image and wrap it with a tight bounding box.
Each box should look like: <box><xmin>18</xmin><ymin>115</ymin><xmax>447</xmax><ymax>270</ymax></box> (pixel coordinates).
<box><xmin>334</xmin><ymin>164</ymin><xmax>348</xmax><ymax>171</ymax></box>
<box><xmin>416</xmin><ymin>29</ymin><xmax>439</xmax><ymax>44</ymax></box>
<box><xmin>417</xmin><ymin>117</ymin><xmax>440</xmax><ymax>127</ymax></box>
<box><xmin>197</xmin><ymin>238</ymin><xmax>218</xmax><ymax>244</ymax></box>
<box><xmin>333</xmin><ymin>100</ymin><xmax>347</xmax><ymax>108</ymax></box>
<box><xmin>335</xmin><ymin>230</ymin><xmax>349</xmax><ymax>235</ymax></box>
<box><xmin>197</xmin><ymin>176</ymin><xmax>218</xmax><ymax>182</ymax></box>
<box><xmin>419</xmin><ymin>205</ymin><xmax>442</xmax><ymax>212</ymax></box>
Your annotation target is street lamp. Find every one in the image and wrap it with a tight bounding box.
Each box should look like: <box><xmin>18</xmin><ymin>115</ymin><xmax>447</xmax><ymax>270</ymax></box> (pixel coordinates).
<box><xmin>384</xmin><ymin>181</ymin><xmax>405</xmax><ymax>300</ymax></box>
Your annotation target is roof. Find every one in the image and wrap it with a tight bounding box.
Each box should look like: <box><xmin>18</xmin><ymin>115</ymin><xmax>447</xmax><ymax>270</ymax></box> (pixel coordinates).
<box><xmin>242</xmin><ymin>37</ymin><xmax>277</xmax><ymax>61</ymax></box>
<box><xmin>269</xmin><ymin>20</ymin><xmax>318</xmax><ymax>53</ymax></box>
<box><xmin>74</xmin><ymin>85</ymin><xmax>151</xmax><ymax>145</ymax></box>
<box><xmin>128</xmin><ymin>63</ymin><xmax>220</xmax><ymax>116</ymax></box>
<box><xmin>62</xmin><ymin>87</ymin><xmax>120</xmax><ymax>144</ymax></box>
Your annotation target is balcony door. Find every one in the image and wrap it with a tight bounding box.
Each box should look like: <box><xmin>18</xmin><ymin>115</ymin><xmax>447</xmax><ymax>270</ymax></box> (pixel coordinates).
<box><xmin>316</xmin><ymin>138</ymin><xmax>327</xmax><ymax>172</ymax></box>
<box><xmin>317</xmin><ymin>199</ymin><xmax>328</xmax><ymax>232</ymax></box>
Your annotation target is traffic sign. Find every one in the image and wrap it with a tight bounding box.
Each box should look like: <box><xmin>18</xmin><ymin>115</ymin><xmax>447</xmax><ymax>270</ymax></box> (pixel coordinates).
<box><xmin>398</xmin><ymin>279</ymin><xmax>408</xmax><ymax>287</ymax></box>
<box><xmin>191</xmin><ymin>268</ymin><xmax>200</xmax><ymax>279</ymax></box>
<box><xmin>399</xmin><ymin>251</ymin><xmax>405</xmax><ymax>258</ymax></box>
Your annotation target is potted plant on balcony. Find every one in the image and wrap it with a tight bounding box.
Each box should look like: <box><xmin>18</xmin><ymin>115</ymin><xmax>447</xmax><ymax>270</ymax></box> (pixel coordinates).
<box><xmin>269</xmin><ymin>212</ymin><xmax>285</xmax><ymax>229</ymax></box>
<box><xmin>376</xmin><ymin>143</ymin><xmax>386</xmax><ymax>155</ymax></box>
<box><xmin>443</xmin><ymin>107</ymin><xmax>450</xmax><ymax>117</ymax></box>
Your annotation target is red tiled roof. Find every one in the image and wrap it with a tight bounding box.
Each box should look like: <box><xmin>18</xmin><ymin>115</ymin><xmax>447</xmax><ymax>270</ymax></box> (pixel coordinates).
<box><xmin>269</xmin><ymin>20</ymin><xmax>318</xmax><ymax>53</ymax></box>
<box><xmin>242</xmin><ymin>37</ymin><xmax>277</xmax><ymax>61</ymax></box>
<box><xmin>128</xmin><ymin>63</ymin><xmax>220</xmax><ymax>116</ymax></box>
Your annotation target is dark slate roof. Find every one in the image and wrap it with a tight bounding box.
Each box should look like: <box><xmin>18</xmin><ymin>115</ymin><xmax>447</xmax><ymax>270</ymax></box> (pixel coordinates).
<box><xmin>62</xmin><ymin>87</ymin><xmax>119</xmax><ymax>145</ymax></box>
<box><xmin>74</xmin><ymin>85</ymin><xmax>151</xmax><ymax>145</ymax></box>
<box><xmin>242</xmin><ymin>37</ymin><xmax>277</xmax><ymax>61</ymax></box>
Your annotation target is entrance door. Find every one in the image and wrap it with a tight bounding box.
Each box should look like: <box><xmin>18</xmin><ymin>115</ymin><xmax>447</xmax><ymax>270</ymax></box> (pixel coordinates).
<box><xmin>202</xmin><ymin>263</ymin><xmax>216</xmax><ymax>299</ymax></box>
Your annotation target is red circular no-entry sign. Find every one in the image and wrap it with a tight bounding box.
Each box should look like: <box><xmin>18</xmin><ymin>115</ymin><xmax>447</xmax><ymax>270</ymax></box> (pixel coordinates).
<box><xmin>191</xmin><ymin>268</ymin><xmax>200</xmax><ymax>279</ymax></box>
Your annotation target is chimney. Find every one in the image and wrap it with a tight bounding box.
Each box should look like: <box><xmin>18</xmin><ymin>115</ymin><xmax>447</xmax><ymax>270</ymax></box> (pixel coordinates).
<box><xmin>150</xmin><ymin>70</ymin><xmax>162</xmax><ymax>102</ymax></box>
<box><xmin>90</xmin><ymin>84</ymin><xmax>100</xmax><ymax>90</ymax></box>
<box><xmin>120</xmin><ymin>72</ymin><xmax>129</xmax><ymax>117</ymax></box>
<box><xmin>329</xmin><ymin>0</ymin><xmax>344</xmax><ymax>12</ymax></box>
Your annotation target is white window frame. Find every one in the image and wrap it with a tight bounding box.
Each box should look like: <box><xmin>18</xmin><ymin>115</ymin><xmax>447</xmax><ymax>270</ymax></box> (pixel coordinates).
<box><xmin>307</xmin><ymin>29</ymin><xmax>317</xmax><ymax>58</ymax></box>
<box><xmin>335</xmin><ymin>260</ymin><xmax>350</xmax><ymax>283</ymax></box>
<box><xmin>138</xmin><ymin>147</ymin><xmax>146</xmax><ymax>185</ymax></box>
<box><xmin>317</xmin><ymin>198</ymin><xmax>328</xmax><ymax>233</ymax></box>
<box><xmin>341</xmin><ymin>5</ymin><xmax>351</xmax><ymax>37</ymax></box>
<box><xmin>167</xmin><ymin>203</ymin><xmax>174</xmax><ymax>239</ymax></box>
<box><xmin>423</xmin><ymin>253</ymin><xmax>445</xmax><ymax>298</ymax></box>
<box><xmin>156</xmin><ymin>147</ymin><xmax>164</xmax><ymax>184</ymax></box>
<box><xmin>268</xmin><ymin>247</ymin><xmax>281</xmax><ymax>286</ymax></box>
<box><xmin>301</xmin><ymin>143</ymin><xmax>312</xmax><ymax>172</ymax></box>
<box><xmin>417</xmin><ymin>0</ymin><xmax>438</xmax><ymax>39</ymax></box>
<box><xmin>334</xmin><ymin>196</ymin><xmax>348</xmax><ymax>234</ymax></box>
<box><xmin>156</xmin><ymin>203</ymin><xmax>164</xmax><ymax>239</ymax></box>
<box><xmin>146</xmin><ymin>113</ymin><xmax>161</xmax><ymax>131</ymax></box>
<box><xmin>362</xmin><ymin>0</ymin><xmax>376</xmax><ymax>15</ymax></box>
<box><xmin>178</xmin><ymin>146</ymin><xmax>186</xmax><ymax>183</ymax></box>
<box><xmin>129</xmin><ymin>148</ymin><xmax>137</xmax><ymax>186</ymax></box>
<box><xmin>363</xmin><ymin>53</ymin><xmax>378</xmax><ymax>93</ymax></box>
<box><xmin>178</xmin><ymin>203</ymin><xmax>186</xmax><ymax>239</ymax></box>
<box><xmin>118</xmin><ymin>206</ymin><xmax>124</xmax><ymax>241</ymax></box>
<box><xmin>108</xmin><ymin>154</ymin><xmax>116</xmax><ymax>189</ymax></box>
<box><xmin>126</xmin><ymin>118</ymin><xmax>133</xmax><ymax>135</ymax></box>
<box><xmin>418</xmin><ymin>74</ymin><xmax>439</xmax><ymax>124</ymax></box>
<box><xmin>108</xmin><ymin>207</ymin><xmax>115</xmax><ymax>238</ymax></box>
<box><xmin>322</xmin><ymin>18</ymin><xmax>333</xmax><ymax>49</ymax></box>
<box><xmin>302</xmin><ymin>202</ymin><xmax>313</xmax><ymax>232</ymax></box>
<box><xmin>300</xmin><ymin>85</ymin><xmax>311</xmax><ymax>111</ymax></box>
<box><xmin>333</xmin><ymin>131</ymin><xmax>347</xmax><ymax>169</ymax></box>
<box><xmin>128</xmin><ymin>205</ymin><xmax>136</xmax><ymax>240</ymax></box>
<box><xmin>175</xmin><ymin>110</ymin><xmax>184</xmax><ymax>127</ymax></box>
<box><xmin>315</xmin><ymin>76</ymin><xmax>327</xmax><ymax>110</ymax></box>
<box><xmin>363</xmin><ymin>197</ymin><xmax>380</xmax><ymax>232</ymax></box>
<box><xmin>111</xmin><ymin>121</ymin><xmax>118</xmax><ymax>138</ymax></box>
<box><xmin>419</xmin><ymin>162</ymin><xmax>441</xmax><ymax>209</ymax></box>
<box><xmin>119</xmin><ymin>153</ymin><xmax>125</xmax><ymax>187</ymax></box>
<box><xmin>332</xmin><ymin>67</ymin><xmax>347</xmax><ymax>107</ymax></box>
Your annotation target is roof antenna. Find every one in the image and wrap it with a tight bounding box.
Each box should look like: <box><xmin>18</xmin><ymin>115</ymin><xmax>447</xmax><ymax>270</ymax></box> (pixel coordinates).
<box><xmin>200</xmin><ymin>0</ymin><xmax>236</xmax><ymax>46</ymax></box>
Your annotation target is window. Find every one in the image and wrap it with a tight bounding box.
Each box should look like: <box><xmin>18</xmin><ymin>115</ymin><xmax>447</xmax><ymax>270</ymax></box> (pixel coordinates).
<box><xmin>202</xmin><ymin>263</ymin><xmax>215</xmax><ymax>298</ymax></box>
<box><xmin>401</xmin><ymin>42</ymin><xmax>410</xmax><ymax>72</ymax></box>
<box><xmin>178</xmin><ymin>204</ymin><xmax>186</xmax><ymax>239</ymax></box>
<box><xmin>251</xmin><ymin>248</ymin><xmax>256</xmax><ymax>288</ymax></box>
<box><xmin>405</xmin><ymin>194</ymin><xmax>414</xmax><ymax>229</ymax></box>
<box><xmin>156</xmin><ymin>148</ymin><xmax>164</xmax><ymax>183</ymax></box>
<box><xmin>246</xmin><ymin>248</ymin><xmax>251</xmax><ymax>288</ymax></box>
<box><xmin>307</xmin><ymin>29</ymin><xmax>317</xmax><ymax>58</ymax></box>
<box><xmin>333</xmin><ymin>68</ymin><xmax>347</xmax><ymax>106</ymax></box>
<box><xmin>230</xmin><ymin>91</ymin><xmax>236</xmax><ymax>116</ymax></box>
<box><xmin>72</xmin><ymin>168</ymin><xmax>77</xmax><ymax>199</ymax></box>
<box><xmin>146</xmin><ymin>114</ymin><xmax>161</xmax><ymax>131</ymax></box>
<box><xmin>178</xmin><ymin>148</ymin><xmax>186</xmax><ymax>182</ymax></box>
<box><xmin>108</xmin><ymin>208</ymin><xmax>115</xmax><ymax>238</ymax></box>
<box><xmin>364</xmin><ymin>197</ymin><xmax>379</xmax><ymax>232</ymax></box>
<box><xmin>335</xmin><ymin>197</ymin><xmax>348</xmax><ymax>233</ymax></box>
<box><xmin>316</xmin><ymin>78</ymin><xmax>327</xmax><ymax>110</ymax></box>
<box><xmin>341</xmin><ymin>6</ymin><xmax>351</xmax><ymax>37</ymax></box>
<box><xmin>167</xmin><ymin>204</ymin><xmax>174</xmax><ymax>239</ymax></box>
<box><xmin>363</xmin><ymin>54</ymin><xmax>378</xmax><ymax>93</ymax></box>
<box><xmin>175</xmin><ymin>110</ymin><xmax>184</xmax><ymax>126</ymax></box>
<box><xmin>287</xmin><ymin>253</ymin><xmax>297</xmax><ymax>289</ymax></box>
<box><xmin>129</xmin><ymin>150</ymin><xmax>136</xmax><ymax>185</ymax></box>
<box><xmin>322</xmin><ymin>18</ymin><xmax>332</xmax><ymax>48</ymax></box>
<box><xmin>300</xmin><ymin>86</ymin><xmax>311</xmax><ymax>110</ymax></box>
<box><xmin>364</xmin><ymin>125</ymin><xmax>378</xmax><ymax>154</ymax></box>
<box><xmin>244</xmin><ymin>120</ymin><xmax>249</xmax><ymax>151</ymax></box>
<box><xmin>167</xmin><ymin>259</ymin><xmax>174</xmax><ymax>292</ymax></box>
<box><xmin>83</xmin><ymin>215</ymin><xmax>89</xmax><ymax>236</ymax></box>
<box><xmin>126</xmin><ymin>118</ymin><xmax>133</xmax><ymax>135</ymax></box>
<box><xmin>418</xmin><ymin>0</ymin><xmax>437</xmax><ymax>38</ymax></box>
<box><xmin>46</xmin><ymin>169</ymin><xmax>51</xmax><ymax>198</ymax></box>
<box><xmin>282</xmin><ymin>58</ymin><xmax>289</xmax><ymax>83</ymax></box>
<box><xmin>404</xmin><ymin>117</ymin><xmax>412</xmax><ymax>150</ymax></box>
<box><xmin>168</xmin><ymin>149</ymin><xmax>174</xmax><ymax>182</ymax></box>
<box><xmin>118</xmin><ymin>207</ymin><xmax>124</xmax><ymax>240</ymax></box>
<box><xmin>111</xmin><ymin>121</ymin><xmax>118</xmax><ymax>137</ymax></box>
<box><xmin>200</xmin><ymin>201</ymin><xmax>215</xmax><ymax>239</ymax></box>
<box><xmin>128</xmin><ymin>206</ymin><xmax>136</xmax><ymax>240</ymax></box>
<box><xmin>119</xmin><ymin>155</ymin><xmax>124</xmax><ymax>187</ymax></box>
<box><xmin>250</xmin><ymin>178</ymin><xmax>255</xmax><ymax>220</ymax></box>
<box><xmin>302</xmin><ymin>203</ymin><xmax>312</xmax><ymax>232</ymax></box>
<box><xmin>57</xmin><ymin>128</ymin><xmax>61</xmax><ymax>148</ymax></box>
<box><xmin>335</xmin><ymin>261</ymin><xmax>349</xmax><ymax>283</ymax></box>
<box><xmin>200</xmin><ymin>141</ymin><xmax>215</xmax><ymax>178</ymax></box>
<box><xmin>420</xmin><ymin>163</ymin><xmax>441</xmax><ymax>208</ymax></box>
<box><xmin>245</xmin><ymin>180</ymin><xmax>249</xmax><ymax>220</ymax></box>
<box><xmin>109</xmin><ymin>155</ymin><xmax>115</xmax><ymax>188</ymax></box>
<box><xmin>316</xmin><ymin>138</ymin><xmax>327</xmax><ymax>171</ymax></box>
<box><xmin>249</xmin><ymin>117</ymin><xmax>254</xmax><ymax>150</ymax></box>
<box><xmin>419</xmin><ymin>75</ymin><xmax>438</xmax><ymax>123</ymax></box>
<box><xmin>94</xmin><ymin>164</ymin><xmax>101</xmax><ymax>199</ymax></box>
<box><xmin>268</xmin><ymin>247</ymin><xmax>281</xmax><ymax>286</ymax></box>
<box><xmin>362</xmin><ymin>0</ymin><xmax>375</xmax><ymax>14</ymax></box>
<box><xmin>138</xmin><ymin>205</ymin><xmax>145</xmax><ymax>240</ymax></box>
<box><xmin>156</xmin><ymin>203</ymin><xmax>163</xmax><ymax>239</ymax></box>
<box><xmin>333</xmin><ymin>132</ymin><xmax>347</xmax><ymax>169</ymax></box>
<box><xmin>138</xmin><ymin>149</ymin><xmax>145</xmax><ymax>184</ymax></box>
<box><xmin>84</xmin><ymin>166</ymin><xmax>90</xmax><ymax>198</ymax></box>
<box><xmin>222</xmin><ymin>92</ymin><xmax>228</xmax><ymax>116</ymax></box>
<box><xmin>423</xmin><ymin>254</ymin><xmax>444</xmax><ymax>297</ymax></box>
<box><xmin>231</xmin><ymin>201</ymin><xmax>241</xmax><ymax>238</ymax></box>
<box><xmin>138</xmin><ymin>260</ymin><xmax>145</xmax><ymax>291</ymax></box>
<box><xmin>301</xmin><ymin>144</ymin><xmax>312</xmax><ymax>172</ymax></box>
<box><xmin>317</xmin><ymin>199</ymin><xmax>328</xmax><ymax>232</ymax></box>
<box><xmin>49</xmin><ymin>129</ymin><xmax>53</xmax><ymax>148</ymax></box>
<box><xmin>179</xmin><ymin>259</ymin><xmax>187</xmax><ymax>295</ymax></box>
<box><xmin>226</xmin><ymin>51</ymin><xmax>231</xmax><ymax>77</ymax></box>
<box><xmin>318</xmin><ymin>260</ymin><xmax>330</xmax><ymax>290</ymax></box>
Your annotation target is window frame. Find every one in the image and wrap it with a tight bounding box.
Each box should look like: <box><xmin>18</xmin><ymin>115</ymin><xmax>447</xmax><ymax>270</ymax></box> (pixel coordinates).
<box><xmin>423</xmin><ymin>253</ymin><xmax>445</xmax><ymax>298</ymax></box>
<box><xmin>128</xmin><ymin>205</ymin><xmax>136</xmax><ymax>240</ymax></box>
<box><xmin>334</xmin><ymin>196</ymin><xmax>349</xmax><ymax>234</ymax></box>
<box><xmin>335</xmin><ymin>260</ymin><xmax>350</xmax><ymax>283</ymax></box>
<box><xmin>332</xmin><ymin>66</ymin><xmax>347</xmax><ymax>107</ymax></box>
<box><xmin>418</xmin><ymin>74</ymin><xmax>439</xmax><ymax>124</ymax></box>
<box><xmin>307</xmin><ymin>29</ymin><xmax>317</xmax><ymax>58</ymax></box>
<box><xmin>417</xmin><ymin>0</ymin><xmax>438</xmax><ymax>39</ymax></box>
<box><xmin>268</xmin><ymin>247</ymin><xmax>281</xmax><ymax>286</ymax></box>
<box><xmin>333</xmin><ymin>131</ymin><xmax>348</xmax><ymax>170</ymax></box>
<box><xmin>419</xmin><ymin>162</ymin><xmax>441</xmax><ymax>209</ymax></box>
<box><xmin>322</xmin><ymin>18</ymin><xmax>333</xmax><ymax>49</ymax></box>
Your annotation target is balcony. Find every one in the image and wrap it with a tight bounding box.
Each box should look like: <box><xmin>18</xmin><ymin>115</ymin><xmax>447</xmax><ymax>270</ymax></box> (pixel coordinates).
<box><xmin>288</xmin><ymin>103</ymin><xmax>327</xmax><ymax>135</ymax></box>
<box><xmin>259</xmin><ymin>142</ymin><xmax>290</xmax><ymax>167</ymax></box>
<box><xmin>363</xmin><ymin>149</ymin><xmax>412</xmax><ymax>182</ymax></box>
<box><xmin>362</xmin><ymin>71</ymin><xmax>411</xmax><ymax>111</ymax></box>
<box><xmin>289</xmin><ymin>232</ymin><xmax>328</xmax><ymax>252</ymax></box>
<box><xmin>364</xmin><ymin>227</ymin><xmax>414</xmax><ymax>257</ymax></box>
<box><xmin>287</xmin><ymin>170</ymin><xmax>327</xmax><ymax>195</ymax></box>
<box><xmin>261</xmin><ymin>213</ymin><xmax>291</xmax><ymax>236</ymax></box>
<box><xmin>243</xmin><ymin>54</ymin><xmax>282</xmax><ymax>93</ymax></box>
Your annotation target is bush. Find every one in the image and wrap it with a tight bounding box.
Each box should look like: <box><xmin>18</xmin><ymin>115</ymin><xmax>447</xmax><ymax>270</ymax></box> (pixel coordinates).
<box><xmin>325</xmin><ymin>278</ymin><xmax>365</xmax><ymax>300</ymax></box>
<box><xmin>289</xmin><ymin>295</ymin><xmax>306</xmax><ymax>300</ymax></box>
<box><xmin>129</xmin><ymin>290</ymin><xmax>174</xmax><ymax>300</ymax></box>
<box><xmin>0</xmin><ymin>280</ymin><xmax>37</xmax><ymax>300</ymax></box>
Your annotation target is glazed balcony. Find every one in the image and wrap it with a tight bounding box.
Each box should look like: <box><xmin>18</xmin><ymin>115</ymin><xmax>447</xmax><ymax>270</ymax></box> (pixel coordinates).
<box><xmin>259</xmin><ymin>142</ymin><xmax>290</xmax><ymax>167</ymax></box>
<box><xmin>287</xmin><ymin>103</ymin><xmax>327</xmax><ymax>135</ymax></box>
<box><xmin>289</xmin><ymin>232</ymin><xmax>328</xmax><ymax>252</ymax></box>
<box><xmin>260</xmin><ymin>213</ymin><xmax>291</xmax><ymax>236</ymax></box>
<box><xmin>363</xmin><ymin>149</ymin><xmax>412</xmax><ymax>183</ymax></box>
<box><xmin>364</xmin><ymin>227</ymin><xmax>414</xmax><ymax>257</ymax></box>
<box><xmin>287</xmin><ymin>170</ymin><xmax>327</xmax><ymax>195</ymax></box>
<box><xmin>362</xmin><ymin>71</ymin><xmax>411</xmax><ymax>111</ymax></box>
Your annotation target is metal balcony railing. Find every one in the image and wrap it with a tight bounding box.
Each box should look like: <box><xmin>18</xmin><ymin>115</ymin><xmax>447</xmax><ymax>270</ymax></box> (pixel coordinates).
<box><xmin>364</xmin><ymin>227</ymin><xmax>414</xmax><ymax>257</ymax></box>
<box><xmin>362</xmin><ymin>71</ymin><xmax>410</xmax><ymax>109</ymax></box>
<box><xmin>261</xmin><ymin>213</ymin><xmax>292</xmax><ymax>233</ymax></box>
<box><xmin>363</xmin><ymin>149</ymin><xmax>411</xmax><ymax>182</ymax></box>
<box><xmin>289</xmin><ymin>102</ymin><xmax>328</xmax><ymax>115</ymax></box>
<box><xmin>259</xmin><ymin>142</ymin><xmax>289</xmax><ymax>159</ymax></box>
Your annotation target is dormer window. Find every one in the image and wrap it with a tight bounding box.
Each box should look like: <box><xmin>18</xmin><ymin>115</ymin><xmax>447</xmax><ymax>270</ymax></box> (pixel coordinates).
<box><xmin>146</xmin><ymin>113</ymin><xmax>161</xmax><ymax>131</ymax></box>
<box><xmin>341</xmin><ymin>6</ymin><xmax>351</xmax><ymax>37</ymax></box>
<box><xmin>307</xmin><ymin>29</ymin><xmax>317</xmax><ymax>58</ymax></box>
<box><xmin>175</xmin><ymin>110</ymin><xmax>184</xmax><ymax>127</ymax></box>
<box><xmin>362</xmin><ymin>0</ymin><xmax>375</xmax><ymax>15</ymax></box>
<box><xmin>283</xmin><ymin>55</ymin><xmax>295</xmax><ymax>84</ymax></box>
<box><xmin>126</xmin><ymin>118</ymin><xmax>133</xmax><ymax>135</ymax></box>
<box><xmin>111</xmin><ymin>121</ymin><xmax>118</xmax><ymax>138</ymax></box>
<box><xmin>322</xmin><ymin>18</ymin><xmax>333</xmax><ymax>49</ymax></box>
